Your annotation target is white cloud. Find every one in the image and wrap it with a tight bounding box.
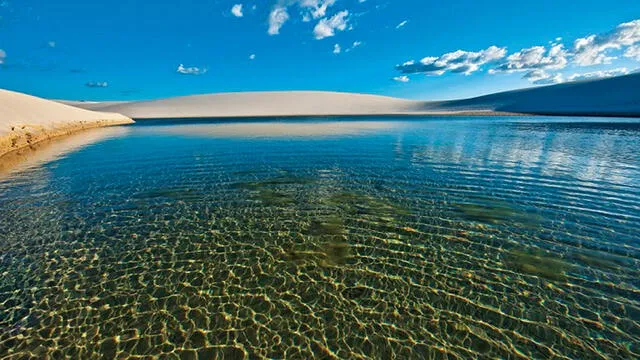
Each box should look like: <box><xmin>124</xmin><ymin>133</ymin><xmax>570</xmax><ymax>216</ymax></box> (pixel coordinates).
<box><xmin>0</xmin><ymin>49</ymin><xmax>5</xmax><ymax>64</ymax></box>
<box><xmin>393</xmin><ymin>76</ymin><xmax>409</xmax><ymax>83</ymax></box>
<box><xmin>231</xmin><ymin>4</ymin><xmax>243</xmax><ymax>17</ymax></box>
<box><xmin>268</xmin><ymin>0</ymin><xmax>338</xmax><ymax>35</ymax></box>
<box><xmin>333</xmin><ymin>43</ymin><xmax>341</xmax><ymax>54</ymax></box>
<box><xmin>303</xmin><ymin>0</ymin><xmax>336</xmax><ymax>20</ymax></box>
<box><xmin>177</xmin><ymin>64</ymin><xmax>207</xmax><ymax>75</ymax></box>
<box><xmin>85</xmin><ymin>81</ymin><xmax>109</xmax><ymax>88</ymax></box>
<box><xmin>522</xmin><ymin>70</ymin><xmax>563</xmax><ymax>85</ymax></box>
<box><xmin>396</xmin><ymin>46</ymin><xmax>507</xmax><ymax>76</ymax></box>
<box><xmin>521</xmin><ymin>67</ymin><xmax>629</xmax><ymax>85</ymax></box>
<box><xmin>491</xmin><ymin>44</ymin><xmax>568</xmax><ymax>73</ymax></box>
<box><xmin>268</xmin><ymin>6</ymin><xmax>290</xmax><ymax>35</ymax></box>
<box><xmin>249</xmin><ymin>54</ymin><xmax>256</xmax><ymax>60</ymax></box>
<box><xmin>573</xmin><ymin>19</ymin><xmax>640</xmax><ymax>66</ymax></box>
<box><xmin>313</xmin><ymin>10</ymin><xmax>349</xmax><ymax>40</ymax></box>
<box><xmin>624</xmin><ymin>45</ymin><xmax>640</xmax><ymax>61</ymax></box>
<box><xmin>344</xmin><ymin>41</ymin><xmax>362</xmax><ymax>53</ymax></box>
<box><xmin>47</xmin><ymin>41</ymin><xmax>56</xmax><ymax>48</ymax></box>
<box><xmin>396</xmin><ymin>20</ymin><xmax>408</xmax><ymax>29</ymax></box>
<box><xmin>567</xmin><ymin>67</ymin><xmax>629</xmax><ymax>82</ymax></box>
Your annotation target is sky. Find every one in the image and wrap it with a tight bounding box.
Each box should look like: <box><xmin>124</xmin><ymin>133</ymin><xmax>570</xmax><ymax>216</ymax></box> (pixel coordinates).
<box><xmin>0</xmin><ymin>0</ymin><xmax>639</xmax><ymax>101</ymax></box>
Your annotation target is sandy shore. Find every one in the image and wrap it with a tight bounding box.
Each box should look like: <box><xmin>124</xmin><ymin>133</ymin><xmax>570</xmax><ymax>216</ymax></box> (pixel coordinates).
<box><xmin>0</xmin><ymin>89</ymin><xmax>134</xmax><ymax>159</ymax></box>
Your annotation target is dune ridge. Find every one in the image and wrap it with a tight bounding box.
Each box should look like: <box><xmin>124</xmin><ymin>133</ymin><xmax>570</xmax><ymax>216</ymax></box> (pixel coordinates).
<box><xmin>0</xmin><ymin>89</ymin><xmax>134</xmax><ymax>158</ymax></box>
<box><xmin>60</xmin><ymin>73</ymin><xmax>640</xmax><ymax>119</ymax></box>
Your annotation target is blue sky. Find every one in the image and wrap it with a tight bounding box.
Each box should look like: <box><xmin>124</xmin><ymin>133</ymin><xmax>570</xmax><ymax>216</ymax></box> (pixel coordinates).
<box><xmin>1</xmin><ymin>0</ymin><xmax>639</xmax><ymax>101</ymax></box>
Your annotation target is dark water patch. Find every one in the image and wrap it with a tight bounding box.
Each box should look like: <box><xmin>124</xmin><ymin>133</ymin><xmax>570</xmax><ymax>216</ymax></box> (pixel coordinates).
<box><xmin>231</xmin><ymin>175</ymin><xmax>316</xmax><ymax>191</ymax></box>
<box><xmin>131</xmin><ymin>187</ymin><xmax>204</xmax><ymax>201</ymax></box>
<box><xmin>306</xmin><ymin>216</ymin><xmax>345</xmax><ymax>236</ymax></box>
<box><xmin>506</xmin><ymin>248</ymin><xmax>571</xmax><ymax>282</ymax></box>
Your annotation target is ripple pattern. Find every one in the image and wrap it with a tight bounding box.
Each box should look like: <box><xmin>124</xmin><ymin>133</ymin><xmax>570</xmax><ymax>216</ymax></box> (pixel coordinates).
<box><xmin>0</xmin><ymin>118</ymin><xmax>639</xmax><ymax>359</ymax></box>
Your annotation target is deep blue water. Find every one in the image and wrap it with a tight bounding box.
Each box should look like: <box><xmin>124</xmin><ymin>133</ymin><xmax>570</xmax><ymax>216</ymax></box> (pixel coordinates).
<box><xmin>0</xmin><ymin>117</ymin><xmax>639</xmax><ymax>359</ymax></box>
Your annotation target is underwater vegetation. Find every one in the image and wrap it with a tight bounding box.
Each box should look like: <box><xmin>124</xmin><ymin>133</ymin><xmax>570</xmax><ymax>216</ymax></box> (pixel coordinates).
<box><xmin>231</xmin><ymin>175</ymin><xmax>316</xmax><ymax>191</ymax></box>
<box><xmin>506</xmin><ymin>248</ymin><xmax>572</xmax><ymax>282</ymax></box>
<box><xmin>131</xmin><ymin>188</ymin><xmax>204</xmax><ymax>201</ymax></box>
<box><xmin>452</xmin><ymin>198</ymin><xmax>541</xmax><ymax>228</ymax></box>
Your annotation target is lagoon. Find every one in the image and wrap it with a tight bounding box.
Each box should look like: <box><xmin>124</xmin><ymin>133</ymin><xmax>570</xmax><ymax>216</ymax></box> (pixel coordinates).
<box><xmin>0</xmin><ymin>117</ymin><xmax>638</xmax><ymax>358</ymax></box>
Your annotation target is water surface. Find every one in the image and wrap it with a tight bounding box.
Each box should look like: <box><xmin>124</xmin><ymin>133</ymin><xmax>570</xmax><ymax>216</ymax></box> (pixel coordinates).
<box><xmin>0</xmin><ymin>117</ymin><xmax>639</xmax><ymax>359</ymax></box>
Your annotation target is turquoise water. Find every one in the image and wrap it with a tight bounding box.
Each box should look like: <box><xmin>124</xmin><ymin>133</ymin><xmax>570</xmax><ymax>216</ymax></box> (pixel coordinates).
<box><xmin>0</xmin><ymin>117</ymin><xmax>639</xmax><ymax>359</ymax></box>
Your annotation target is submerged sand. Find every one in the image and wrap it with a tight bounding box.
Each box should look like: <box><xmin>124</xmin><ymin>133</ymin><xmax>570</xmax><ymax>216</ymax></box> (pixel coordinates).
<box><xmin>0</xmin><ymin>89</ymin><xmax>133</xmax><ymax>159</ymax></box>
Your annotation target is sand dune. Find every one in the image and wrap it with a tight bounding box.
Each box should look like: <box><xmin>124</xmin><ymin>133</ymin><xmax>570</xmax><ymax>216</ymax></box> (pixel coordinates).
<box><xmin>61</xmin><ymin>73</ymin><xmax>640</xmax><ymax>119</ymax></box>
<box><xmin>430</xmin><ymin>73</ymin><xmax>640</xmax><ymax>116</ymax></box>
<box><xmin>60</xmin><ymin>91</ymin><xmax>433</xmax><ymax>119</ymax></box>
<box><xmin>0</xmin><ymin>89</ymin><xmax>133</xmax><ymax>158</ymax></box>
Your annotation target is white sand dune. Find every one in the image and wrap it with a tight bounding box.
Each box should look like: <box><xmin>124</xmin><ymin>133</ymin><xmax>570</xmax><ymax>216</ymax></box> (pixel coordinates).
<box><xmin>0</xmin><ymin>89</ymin><xmax>133</xmax><ymax>158</ymax></box>
<box><xmin>61</xmin><ymin>73</ymin><xmax>640</xmax><ymax>119</ymax></box>
<box><xmin>60</xmin><ymin>91</ymin><xmax>434</xmax><ymax>119</ymax></box>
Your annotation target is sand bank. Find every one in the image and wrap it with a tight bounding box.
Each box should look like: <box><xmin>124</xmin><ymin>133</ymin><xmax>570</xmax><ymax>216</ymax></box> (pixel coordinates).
<box><xmin>0</xmin><ymin>89</ymin><xmax>134</xmax><ymax>159</ymax></box>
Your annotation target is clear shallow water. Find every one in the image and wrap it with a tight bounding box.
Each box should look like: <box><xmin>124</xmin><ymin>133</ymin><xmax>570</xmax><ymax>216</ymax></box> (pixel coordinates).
<box><xmin>0</xmin><ymin>117</ymin><xmax>639</xmax><ymax>359</ymax></box>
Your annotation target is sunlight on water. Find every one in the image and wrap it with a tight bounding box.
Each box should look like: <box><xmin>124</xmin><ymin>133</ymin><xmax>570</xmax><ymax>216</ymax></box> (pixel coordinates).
<box><xmin>0</xmin><ymin>117</ymin><xmax>638</xmax><ymax>359</ymax></box>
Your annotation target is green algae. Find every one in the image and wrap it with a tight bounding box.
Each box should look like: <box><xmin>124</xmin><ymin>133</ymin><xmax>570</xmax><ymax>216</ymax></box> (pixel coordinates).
<box><xmin>231</xmin><ymin>175</ymin><xmax>316</xmax><ymax>191</ymax></box>
<box><xmin>506</xmin><ymin>249</ymin><xmax>572</xmax><ymax>282</ymax></box>
<box><xmin>307</xmin><ymin>216</ymin><xmax>345</xmax><ymax>236</ymax></box>
<box><xmin>452</xmin><ymin>199</ymin><xmax>541</xmax><ymax>228</ymax></box>
<box><xmin>132</xmin><ymin>188</ymin><xmax>203</xmax><ymax>201</ymax></box>
<box><xmin>254</xmin><ymin>189</ymin><xmax>295</xmax><ymax>206</ymax></box>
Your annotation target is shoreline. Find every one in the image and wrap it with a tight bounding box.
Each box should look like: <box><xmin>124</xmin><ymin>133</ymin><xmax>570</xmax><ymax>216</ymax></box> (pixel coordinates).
<box><xmin>0</xmin><ymin>89</ymin><xmax>134</xmax><ymax>160</ymax></box>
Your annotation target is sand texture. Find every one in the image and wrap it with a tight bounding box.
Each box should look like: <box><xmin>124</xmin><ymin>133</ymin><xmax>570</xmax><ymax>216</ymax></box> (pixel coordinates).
<box><xmin>0</xmin><ymin>89</ymin><xmax>134</xmax><ymax>158</ymax></box>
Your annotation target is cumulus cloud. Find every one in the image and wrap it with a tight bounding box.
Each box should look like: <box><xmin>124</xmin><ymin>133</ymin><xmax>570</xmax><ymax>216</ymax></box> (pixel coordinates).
<box><xmin>333</xmin><ymin>44</ymin><xmax>341</xmax><ymax>54</ymax></box>
<box><xmin>177</xmin><ymin>64</ymin><xmax>207</xmax><ymax>75</ymax></box>
<box><xmin>268</xmin><ymin>6</ymin><xmax>290</xmax><ymax>35</ymax></box>
<box><xmin>313</xmin><ymin>10</ymin><xmax>349</xmax><ymax>39</ymax></box>
<box><xmin>0</xmin><ymin>49</ymin><xmax>5</xmax><ymax>64</ymax></box>
<box><xmin>624</xmin><ymin>45</ymin><xmax>640</xmax><ymax>61</ymax></box>
<box><xmin>302</xmin><ymin>0</ymin><xmax>336</xmax><ymax>20</ymax></box>
<box><xmin>573</xmin><ymin>19</ymin><xmax>640</xmax><ymax>66</ymax></box>
<box><xmin>393</xmin><ymin>76</ymin><xmax>409</xmax><ymax>83</ymax></box>
<box><xmin>396</xmin><ymin>20</ymin><xmax>408</xmax><ymax>29</ymax></box>
<box><xmin>491</xmin><ymin>44</ymin><xmax>568</xmax><ymax>73</ymax></box>
<box><xmin>268</xmin><ymin>0</ymin><xmax>338</xmax><ymax>35</ymax></box>
<box><xmin>249</xmin><ymin>54</ymin><xmax>256</xmax><ymax>60</ymax></box>
<box><xmin>567</xmin><ymin>67</ymin><xmax>629</xmax><ymax>82</ymax></box>
<box><xmin>522</xmin><ymin>70</ymin><xmax>563</xmax><ymax>85</ymax></box>
<box><xmin>231</xmin><ymin>4</ymin><xmax>243</xmax><ymax>17</ymax></box>
<box><xmin>522</xmin><ymin>67</ymin><xmax>629</xmax><ymax>85</ymax></box>
<box><xmin>396</xmin><ymin>46</ymin><xmax>507</xmax><ymax>76</ymax></box>
<box><xmin>85</xmin><ymin>81</ymin><xmax>108</xmax><ymax>88</ymax></box>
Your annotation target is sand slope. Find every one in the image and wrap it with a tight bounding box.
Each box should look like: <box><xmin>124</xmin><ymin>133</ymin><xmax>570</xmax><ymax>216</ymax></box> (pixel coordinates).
<box><xmin>0</xmin><ymin>89</ymin><xmax>134</xmax><ymax>158</ymax></box>
<box><xmin>429</xmin><ymin>73</ymin><xmax>640</xmax><ymax>116</ymax></box>
<box><xmin>61</xmin><ymin>73</ymin><xmax>640</xmax><ymax>119</ymax></box>
<box><xmin>61</xmin><ymin>91</ymin><xmax>430</xmax><ymax>119</ymax></box>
